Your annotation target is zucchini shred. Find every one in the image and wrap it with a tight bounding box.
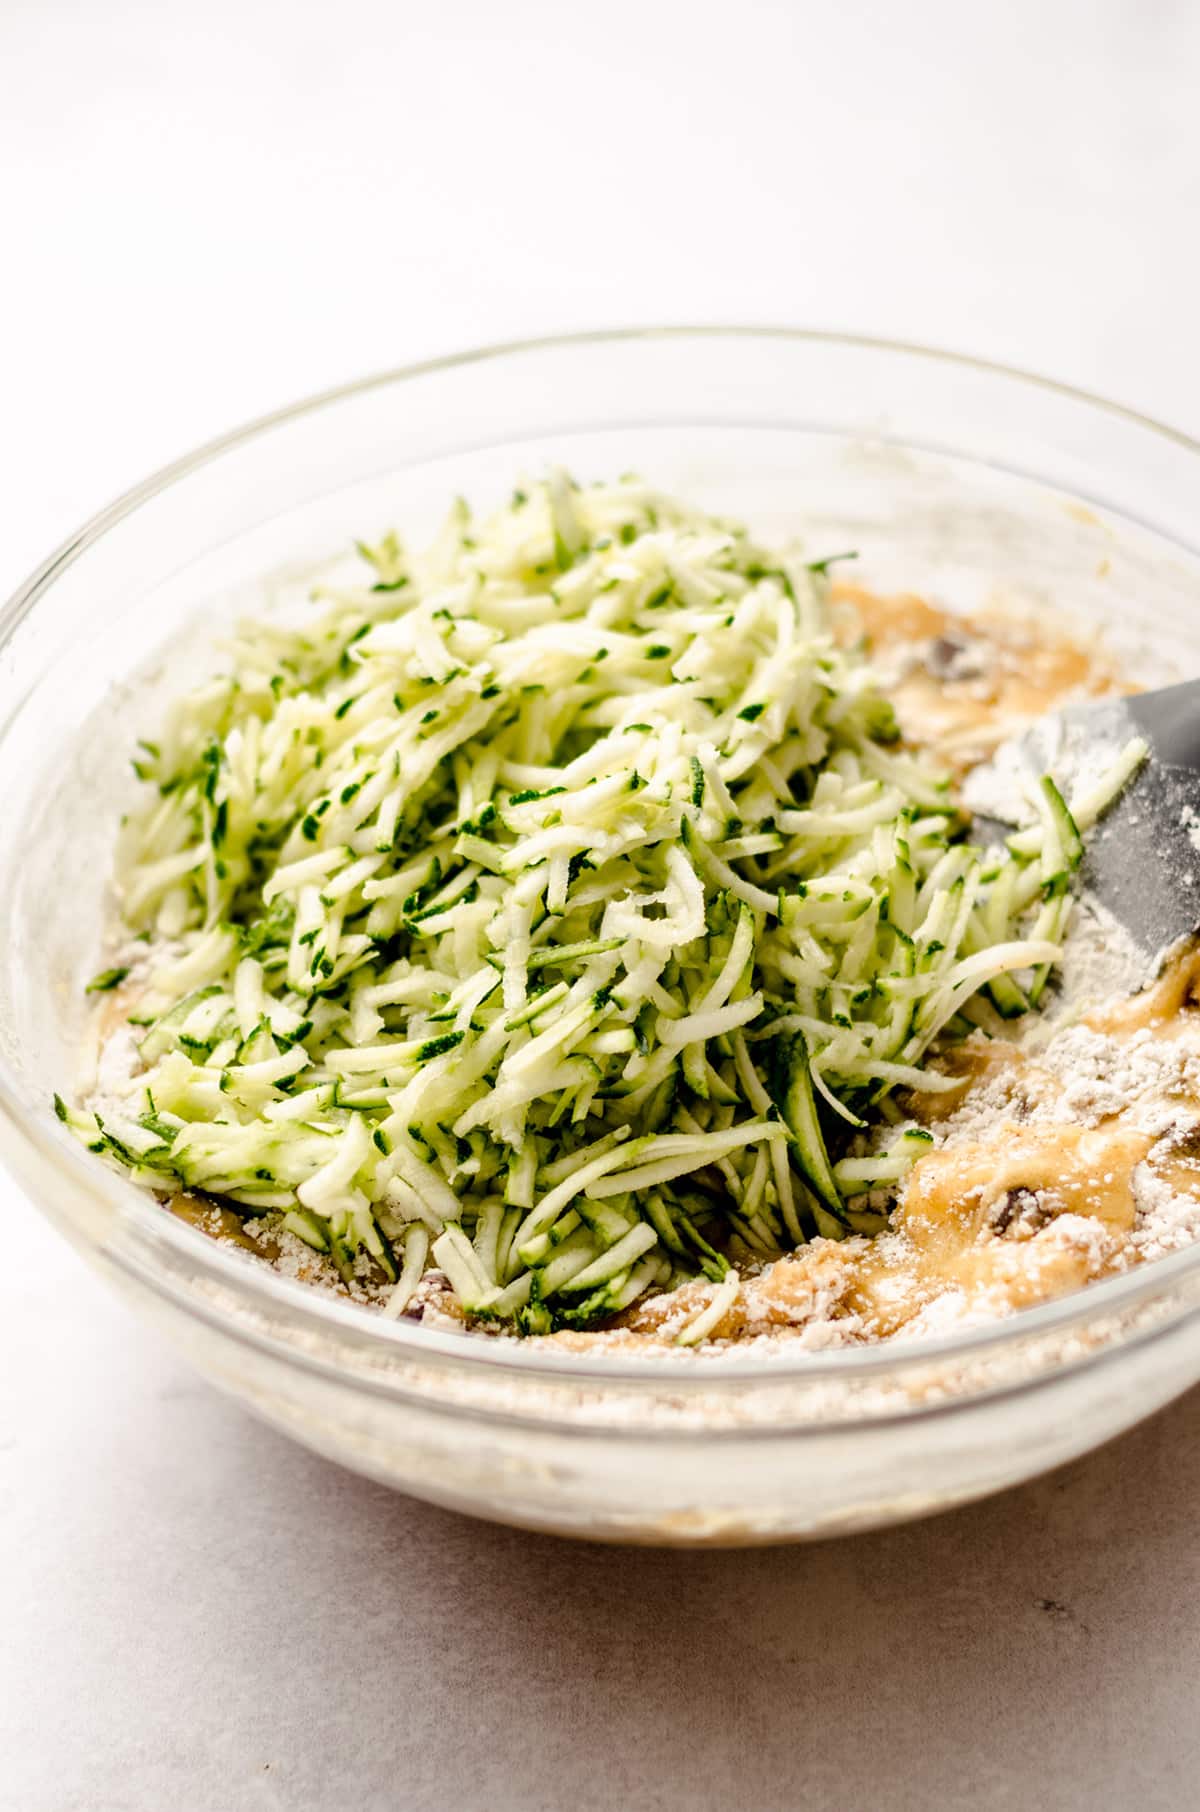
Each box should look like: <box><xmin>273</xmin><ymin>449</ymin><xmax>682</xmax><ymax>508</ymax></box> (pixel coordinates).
<box><xmin>60</xmin><ymin>474</ymin><xmax>1136</xmax><ymax>1342</ymax></box>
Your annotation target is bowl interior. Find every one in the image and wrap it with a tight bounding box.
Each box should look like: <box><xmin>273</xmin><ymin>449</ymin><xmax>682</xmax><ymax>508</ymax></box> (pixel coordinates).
<box><xmin>3</xmin><ymin>329</ymin><xmax>1200</xmax><ymax>1366</ymax></box>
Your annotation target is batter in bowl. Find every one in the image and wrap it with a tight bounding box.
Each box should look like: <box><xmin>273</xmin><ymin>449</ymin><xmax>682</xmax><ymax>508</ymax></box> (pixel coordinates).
<box><xmin>62</xmin><ymin>476</ymin><xmax>1197</xmax><ymax>1350</ymax></box>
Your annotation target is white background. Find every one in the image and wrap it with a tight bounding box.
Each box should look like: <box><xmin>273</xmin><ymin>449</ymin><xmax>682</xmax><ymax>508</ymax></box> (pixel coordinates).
<box><xmin>2</xmin><ymin>3</ymin><xmax>1199</xmax><ymax>1808</ymax></box>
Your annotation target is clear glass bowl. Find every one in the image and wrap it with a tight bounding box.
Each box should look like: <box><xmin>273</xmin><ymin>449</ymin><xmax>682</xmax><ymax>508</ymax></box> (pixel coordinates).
<box><xmin>4</xmin><ymin>328</ymin><xmax>1200</xmax><ymax>1546</ymax></box>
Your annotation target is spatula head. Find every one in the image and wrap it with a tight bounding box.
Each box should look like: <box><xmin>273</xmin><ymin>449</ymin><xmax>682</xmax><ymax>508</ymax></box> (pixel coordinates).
<box><xmin>966</xmin><ymin>680</ymin><xmax>1200</xmax><ymax>966</ymax></box>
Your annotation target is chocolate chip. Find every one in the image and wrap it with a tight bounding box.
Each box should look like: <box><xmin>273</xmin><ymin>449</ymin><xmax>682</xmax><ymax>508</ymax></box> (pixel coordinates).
<box><xmin>991</xmin><ymin>1186</ymin><xmax>1050</xmax><ymax>1235</ymax></box>
<box><xmin>1164</xmin><ymin>1121</ymin><xmax>1200</xmax><ymax>1160</ymax></box>
<box><xmin>925</xmin><ymin>633</ymin><xmax>988</xmax><ymax>682</ymax></box>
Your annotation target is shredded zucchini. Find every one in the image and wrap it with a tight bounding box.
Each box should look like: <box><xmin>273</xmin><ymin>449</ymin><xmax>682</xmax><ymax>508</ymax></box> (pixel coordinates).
<box><xmin>60</xmin><ymin>474</ymin><xmax>1136</xmax><ymax>1338</ymax></box>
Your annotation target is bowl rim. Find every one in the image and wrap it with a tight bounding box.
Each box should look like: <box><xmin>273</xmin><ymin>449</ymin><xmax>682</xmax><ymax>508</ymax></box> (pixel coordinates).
<box><xmin>5</xmin><ymin>321</ymin><xmax>1200</xmax><ymax>1387</ymax></box>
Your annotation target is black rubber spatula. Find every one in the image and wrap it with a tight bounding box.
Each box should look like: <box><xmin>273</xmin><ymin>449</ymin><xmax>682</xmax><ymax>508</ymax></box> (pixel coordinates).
<box><xmin>968</xmin><ymin>678</ymin><xmax>1200</xmax><ymax>964</ymax></box>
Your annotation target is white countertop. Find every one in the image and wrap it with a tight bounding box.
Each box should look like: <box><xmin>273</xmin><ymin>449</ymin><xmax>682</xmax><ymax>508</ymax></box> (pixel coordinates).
<box><xmin>3</xmin><ymin>3</ymin><xmax>1199</xmax><ymax>1806</ymax></box>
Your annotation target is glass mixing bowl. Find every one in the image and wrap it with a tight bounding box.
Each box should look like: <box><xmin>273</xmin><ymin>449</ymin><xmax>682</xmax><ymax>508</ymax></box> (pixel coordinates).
<box><xmin>3</xmin><ymin>328</ymin><xmax>1200</xmax><ymax>1546</ymax></box>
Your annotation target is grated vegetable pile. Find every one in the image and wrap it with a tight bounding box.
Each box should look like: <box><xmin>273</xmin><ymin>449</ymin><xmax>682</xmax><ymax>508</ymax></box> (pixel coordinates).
<box><xmin>59</xmin><ymin>475</ymin><xmax>1137</xmax><ymax>1339</ymax></box>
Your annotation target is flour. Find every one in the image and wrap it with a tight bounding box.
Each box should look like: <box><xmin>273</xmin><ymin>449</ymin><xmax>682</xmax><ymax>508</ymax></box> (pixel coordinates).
<box><xmin>900</xmin><ymin>930</ymin><xmax>1200</xmax><ymax>1332</ymax></box>
<box><xmin>1132</xmin><ymin>1166</ymin><xmax>1200</xmax><ymax>1263</ymax></box>
<box><xmin>89</xmin><ymin>1018</ymin><xmax>144</xmax><ymax>1114</ymax></box>
<box><xmin>1035</xmin><ymin>897</ymin><xmax>1156</xmax><ymax>1030</ymax></box>
<box><xmin>960</xmin><ymin>734</ymin><xmax>1040</xmax><ymax>828</ymax></box>
<box><xmin>1035</xmin><ymin>1026</ymin><xmax>1200</xmax><ymax>1132</ymax></box>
